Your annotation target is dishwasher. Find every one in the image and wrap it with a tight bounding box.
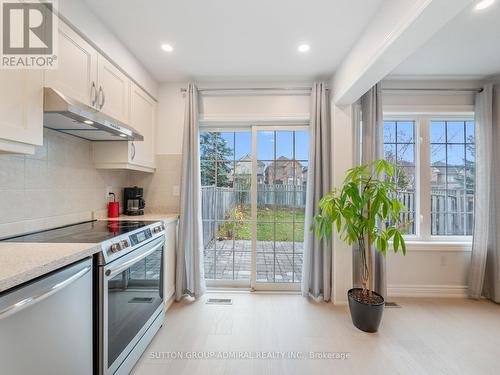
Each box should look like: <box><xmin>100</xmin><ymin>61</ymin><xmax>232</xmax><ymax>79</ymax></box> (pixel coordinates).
<box><xmin>0</xmin><ymin>258</ymin><xmax>93</xmax><ymax>375</ymax></box>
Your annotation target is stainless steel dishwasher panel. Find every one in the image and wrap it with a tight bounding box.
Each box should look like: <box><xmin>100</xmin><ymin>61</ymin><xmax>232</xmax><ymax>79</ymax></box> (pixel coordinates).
<box><xmin>0</xmin><ymin>258</ymin><xmax>93</xmax><ymax>375</ymax></box>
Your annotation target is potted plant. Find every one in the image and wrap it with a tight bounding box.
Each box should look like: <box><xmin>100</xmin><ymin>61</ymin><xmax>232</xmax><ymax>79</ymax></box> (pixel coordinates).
<box><xmin>313</xmin><ymin>159</ymin><xmax>409</xmax><ymax>332</ymax></box>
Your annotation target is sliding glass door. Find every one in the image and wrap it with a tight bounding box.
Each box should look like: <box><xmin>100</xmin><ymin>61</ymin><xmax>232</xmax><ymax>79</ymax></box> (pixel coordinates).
<box><xmin>200</xmin><ymin>130</ymin><xmax>253</xmax><ymax>284</ymax></box>
<box><xmin>200</xmin><ymin>126</ymin><xmax>309</xmax><ymax>290</ymax></box>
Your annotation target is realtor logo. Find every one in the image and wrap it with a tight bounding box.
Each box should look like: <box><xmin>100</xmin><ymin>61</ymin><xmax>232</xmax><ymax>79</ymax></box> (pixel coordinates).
<box><xmin>1</xmin><ymin>0</ymin><xmax>58</xmax><ymax>69</ymax></box>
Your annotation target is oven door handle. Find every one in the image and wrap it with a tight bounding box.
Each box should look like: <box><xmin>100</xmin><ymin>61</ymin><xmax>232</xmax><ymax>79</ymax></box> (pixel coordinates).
<box><xmin>105</xmin><ymin>240</ymin><xmax>164</xmax><ymax>278</ymax></box>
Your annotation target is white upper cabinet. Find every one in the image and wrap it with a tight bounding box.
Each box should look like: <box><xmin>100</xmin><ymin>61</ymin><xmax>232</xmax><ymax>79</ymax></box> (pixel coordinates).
<box><xmin>0</xmin><ymin>70</ymin><xmax>43</xmax><ymax>154</ymax></box>
<box><xmin>0</xmin><ymin>16</ymin><xmax>156</xmax><ymax>159</ymax></box>
<box><xmin>97</xmin><ymin>56</ymin><xmax>130</xmax><ymax>124</ymax></box>
<box><xmin>93</xmin><ymin>83</ymin><xmax>156</xmax><ymax>172</ymax></box>
<box><xmin>129</xmin><ymin>83</ymin><xmax>156</xmax><ymax>168</ymax></box>
<box><xmin>44</xmin><ymin>21</ymin><xmax>98</xmax><ymax>107</ymax></box>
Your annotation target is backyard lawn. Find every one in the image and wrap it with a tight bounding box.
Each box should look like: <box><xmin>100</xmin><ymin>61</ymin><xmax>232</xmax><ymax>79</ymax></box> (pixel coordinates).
<box><xmin>216</xmin><ymin>205</ymin><xmax>305</xmax><ymax>241</ymax></box>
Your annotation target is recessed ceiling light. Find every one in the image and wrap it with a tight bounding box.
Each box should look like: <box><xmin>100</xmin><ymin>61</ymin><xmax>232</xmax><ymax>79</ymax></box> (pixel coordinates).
<box><xmin>297</xmin><ymin>43</ymin><xmax>310</xmax><ymax>53</ymax></box>
<box><xmin>119</xmin><ymin>134</ymin><xmax>127</xmax><ymax>138</ymax></box>
<box><xmin>161</xmin><ymin>43</ymin><xmax>174</xmax><ymax>52</ymax></box>
<box><xmin>83</xmin><ymin>120</ymin><xmax>94</xmax><ymax>125</ymax></box>
<box><xmin>475</xmin><ymin>0</ymin><xmax>495</xmax><ymax>10</ymax></box>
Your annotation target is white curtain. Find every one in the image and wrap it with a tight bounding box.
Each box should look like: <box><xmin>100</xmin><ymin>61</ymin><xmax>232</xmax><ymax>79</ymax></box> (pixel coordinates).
<box><xmin>469</xmin><ymin>84</ymin><xmax>500</xmax><ymax>303</ymax></box>
<box><xmin>356</xmin><ymin>83</ymin><xmax>386</xmax><ymax>297</ymax></box>
<box><xmin>175</xmin><ymin>83</ymin><xmax>206</xmax><ymax>301</ymax></box>
<box><xmin>302</xmin><ymin>82</ymin><xmax>333</xmax><ymax>301</ymax></box>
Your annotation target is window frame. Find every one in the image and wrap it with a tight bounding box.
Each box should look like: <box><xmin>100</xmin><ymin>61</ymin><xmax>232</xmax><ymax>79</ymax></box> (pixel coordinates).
<box><xmin>384</xmin><ymin>113</ymin><xmax>474</xmax><ymax>243</ymax></box>
<box><xmin>199</xmin><ymin>123</ymin><xmax>310</xmax><ymax>290</ymax></box>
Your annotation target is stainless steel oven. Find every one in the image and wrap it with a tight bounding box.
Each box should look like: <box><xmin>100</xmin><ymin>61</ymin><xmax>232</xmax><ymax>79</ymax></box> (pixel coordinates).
<box><xmin>97</xmin><ymin>234</ymin><xmax>165</xmax><ymax>375</ymax></box>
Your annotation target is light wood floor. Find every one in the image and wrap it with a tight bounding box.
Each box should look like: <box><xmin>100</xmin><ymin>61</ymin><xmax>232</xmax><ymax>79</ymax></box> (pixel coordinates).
<box><xmin>132</xmin><ymin>293</ymin><xmax>500</xmax><ymax>375</ymax></box>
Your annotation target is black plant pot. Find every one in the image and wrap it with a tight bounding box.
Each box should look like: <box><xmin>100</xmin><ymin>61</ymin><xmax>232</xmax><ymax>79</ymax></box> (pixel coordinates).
<box><xmin>347</xmin><ymin>288</ymin><xmax>385</xmax><ymax>333</ymax></box>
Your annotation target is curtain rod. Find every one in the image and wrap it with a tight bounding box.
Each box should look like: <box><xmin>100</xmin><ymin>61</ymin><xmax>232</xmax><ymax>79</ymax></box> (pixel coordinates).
<box><xmin>383</xmin><ymin>87</ymin><xmax>483</xmax><ymax>93</ymax></box>
<box><xmin>180</xmin><ymin>86</ymin><xmax>328</xmax><ymax>93</ymax></box>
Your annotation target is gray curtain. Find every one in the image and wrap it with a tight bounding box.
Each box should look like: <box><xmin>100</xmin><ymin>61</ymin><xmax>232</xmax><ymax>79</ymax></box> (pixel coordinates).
<box><xmin>302</xmin><ymin>82</ymin><xmax>333</xmax><ymax>301</ymax></box>
<box><xmin>469</xmin><ymin>84</ymin><xmax>500</xmax><ymax>303</ymax></box>
<box><xmin>355</xmin><ymin>83</ymin><xmax>386</xmax><ymax>297</ymax></box>
<box><xmin>175</xmin><ymin>83</ymin><xmax>206</xmax><ymax>301</ymax></box>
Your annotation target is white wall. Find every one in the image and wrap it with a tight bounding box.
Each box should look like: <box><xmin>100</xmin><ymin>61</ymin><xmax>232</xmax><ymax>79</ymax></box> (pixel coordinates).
<box><xmin>148</xmin><ymin>80</ymin><xmax>475</xmax><ymax>299</ymax></box>
<box><xmin>331</xmin><ymin>102</ymin><xmax>354</xmax><ymax>304</ymax></box>
<box><xmin>58</xmin><ymin>0</ymin><xmax>158</xmax><ymax>98</ymax></box>
<box><xmin>155</xmin><ymin>82</ymin><xmax>312</xmax><ymax>155</ymax></box>
<box><xmin>156</xmin><ymin>83</ymin><xmax>186</xmax><ymax>155</ymax></box>
<box><xmin>382</xmin><ymin>79</ymin><xmax>478</xmax><ymax>110</ymax></box>
<box><xmin>387</xmin><ymin>247</ymin><xmax>471</xmax><ymax>297</ymax></box>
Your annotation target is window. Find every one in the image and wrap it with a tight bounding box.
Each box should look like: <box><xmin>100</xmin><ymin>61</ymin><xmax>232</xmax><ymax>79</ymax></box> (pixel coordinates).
<box><xmin>383</xmin><ymin>116</ymin><xmax>475</xmax><ymax>240</ymax></box>
<box><xmin>383</xmin><ymin>120</ymin><xmax>416</xmax><ymax>234</ymax></box>
<box><xmin>199</xmin><ymin>127</ymin><xmax>309</xmax><ymax>288</ymax></box>
<box><xmin>430</xmin><ymin>121</ymin><xmax>475</xmax><ymax>236</ymax></box>
<box><xmin>200</xmin><ymin>131</ymin><xmax>253</xmax><ymax>281</ymax></box>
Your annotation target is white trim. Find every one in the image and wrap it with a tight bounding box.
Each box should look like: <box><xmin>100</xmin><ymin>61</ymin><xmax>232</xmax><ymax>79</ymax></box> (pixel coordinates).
<box><xmin>199</xmin><ymin>114</ymin><xmax>310</xmax><ymax>127</ymax></box>
<box><xmin>206</xmin><ymin>280</ymin><xmax>251</xmax><ymax>288</ymax></box>
<box><xmin>252</xmin><ymin>282</ymin><xmax>301</xmax><ymax>292</ymax></box>
<box><xmin>164</xmin><ymin>292</ymin><xmax>176</xmax><ymax>311</ymax></box>
<box><xmin>93</xmin><ymin>162</ymin><xmax>155</xmax><ymax>173</ymax></box>
<box><xmin>201</xmin><ymin>125</ymin><xmax>309</xmax><ymax>291</ymax></box>
<box><xmin>385</xmin><ymin>74</ymin><xmax>484</xmax><ymax>82</ymax></box>
<box><xmin>387</xmin><ymin>284</ymin><xmax>469</xmax><ymax>298</ymax></box>
<box><xmin>384</xmin><ymin>105</ymin><xmax>474</xmax><ymax>116</ymax></box>
<box><xmin>251</xmin><ymin>126</ymin><xmax>258</xmax><ymax>289</ymax></box>
<box><xmin>392</xmin><ymin>241</ymin><xmax>472</xmax><ymax>252</ymax></box>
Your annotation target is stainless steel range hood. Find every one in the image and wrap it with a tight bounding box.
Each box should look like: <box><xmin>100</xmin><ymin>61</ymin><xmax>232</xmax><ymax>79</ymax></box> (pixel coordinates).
<box><xmin>43</xmin><ymin>88</ymin><xmax>143</xmax><ymax>141</ymax></box>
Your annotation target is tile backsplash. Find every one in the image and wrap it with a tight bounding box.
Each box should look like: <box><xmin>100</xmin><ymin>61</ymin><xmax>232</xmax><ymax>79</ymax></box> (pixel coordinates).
<box><xmin>129</xmin><ymin>154</ymin><xmax>182</xmax><ymax>214</ymax></box>
<box><xmin>0</xmin><ymin>129</ymin><xmax>182</xmax><ymax>238</ymax></box>
<box><xmin>0</xmin><ymin>129</ymin><xmax>128</xmax><ymax>238</ymax></box>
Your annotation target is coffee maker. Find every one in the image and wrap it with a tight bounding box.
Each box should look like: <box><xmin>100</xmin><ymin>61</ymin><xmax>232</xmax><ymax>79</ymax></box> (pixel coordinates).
<box><xmin>123</xmin><ymin>186</ymin><xmax>145</xmax><ymax>216</ymax></box>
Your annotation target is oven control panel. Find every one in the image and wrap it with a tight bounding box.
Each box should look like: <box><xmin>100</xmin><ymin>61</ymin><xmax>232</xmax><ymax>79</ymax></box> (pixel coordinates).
<box><xmin>152</xmin><ymin>224</ymin><xmax>165</xmax><ymax>234</ymax></box>
<box><xmin>109</xmin><ymin>239</ymin><xmax>130</xmax><ymax>253</ymax></box>
<box><xmin>129</xmin><ymin>228</ymin><xmax>153</xmax><ymax>246</ymax></box>
<box><xmin>100</xmin><ymin>221</ymin><xmax>167</xmax><ymax>265</ymax></box>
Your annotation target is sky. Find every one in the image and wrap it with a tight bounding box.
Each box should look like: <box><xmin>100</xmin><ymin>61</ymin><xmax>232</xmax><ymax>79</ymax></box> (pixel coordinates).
<box><xmin>208</xmin><ymin>120</ymin><xmax>474</xmax><ymax>167</ymax></box>
<box><xmin>383</xmin><ymin>120</ymin><xmax>474</xmax><ymax>167</ymax></box>
<box><xmin>217</xmin><ymin>130</ymin><xmax>309</xmax><ymax>161</ymax></box>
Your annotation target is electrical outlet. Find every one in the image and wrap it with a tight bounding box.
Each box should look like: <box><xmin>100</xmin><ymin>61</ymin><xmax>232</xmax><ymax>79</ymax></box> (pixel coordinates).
<box><xmin>106</xmin><ymin>186</ymin><xmax>113</xmax><ymax>199</ymax></box>
<box><xmin>440</xmin><ymin>255</ymin><xmax>447</xmax><ymax>267</ymax></box>
<box><xmin>173</xmin><ymin>185</ymin><xmax>180</xmax><ymax>197</ymax></box>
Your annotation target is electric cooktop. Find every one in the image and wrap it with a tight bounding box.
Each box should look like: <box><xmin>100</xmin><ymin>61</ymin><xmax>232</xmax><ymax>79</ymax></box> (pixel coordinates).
<box><xmin>2</xmin><ymin>220</ymin><xmax>158</xmax><ymax>243</ymax></box>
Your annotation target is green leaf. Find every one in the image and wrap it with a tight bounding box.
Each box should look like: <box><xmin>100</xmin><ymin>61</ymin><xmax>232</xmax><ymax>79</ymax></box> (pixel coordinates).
<box><xmin>393</xmin><ymin>231</ymin><xmax>400</xmax><ymax>253</ymax></box>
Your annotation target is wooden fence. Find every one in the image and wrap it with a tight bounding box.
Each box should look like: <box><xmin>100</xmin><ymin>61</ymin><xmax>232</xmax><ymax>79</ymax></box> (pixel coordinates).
<box><xmin>201</xmin><ymin>186</ymin><xmax>474</xmax><ymax>244</ymax></box>
<box><xmin>201</xmin><ymin>184</ymin><xmax>306</xmax><ymax>245</ymax></box>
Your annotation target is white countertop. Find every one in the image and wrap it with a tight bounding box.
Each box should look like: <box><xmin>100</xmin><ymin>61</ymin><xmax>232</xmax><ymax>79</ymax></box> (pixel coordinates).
<box><xmin>100</xmin><ymin>213</ymin><xmax>179</xmax><ymax>224</ymax></box>
<box><xmin>0</xmin><ymin>213</ymin><xmax>179</xmax><ymax>293</ymax></box>
<box><xmin>0</xmin><ymin>242</ymin><xmax>101</xmax><ymax>293</ymax></box>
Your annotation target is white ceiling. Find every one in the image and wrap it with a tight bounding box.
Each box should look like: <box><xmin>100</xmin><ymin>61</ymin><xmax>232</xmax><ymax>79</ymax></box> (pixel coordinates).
<box><xmin>83</xmin><ymin>0</ymin><xmax>382</xmax><ymax>82</ymax></box>
<box><xmin>391</xmin><ymin>0</ymin><xmax>500</xmax><ymax>78</ymax></box>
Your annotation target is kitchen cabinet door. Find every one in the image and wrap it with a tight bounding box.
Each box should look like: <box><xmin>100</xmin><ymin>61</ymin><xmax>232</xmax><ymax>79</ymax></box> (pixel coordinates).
<box><xmin>44</xmin><ymin>21</ymin><xmax>98</xmax><ymax>107</ymax></box>
<box><xmin>163</xmin><ymin>220</ymin><xmax>178</xmax><ymax>304</ymax></box>
<box><xmin>93</xmin><ymin>82</ymin><xmax>156</xmax><ymax>172</ymax></box>
<box><xmin>97</xmin><ymin>55</ymin><xmax>130</xmax><ymax>124</ymax></box>
<box><xmin>129</xmin><ymin>83</ymin><xmax>156</xmax><ymax>169</ymax></box>
<box><xmin>0</xmin><ymin>70</ymin><xmax>43</xmax><ymax>154</ymax></box>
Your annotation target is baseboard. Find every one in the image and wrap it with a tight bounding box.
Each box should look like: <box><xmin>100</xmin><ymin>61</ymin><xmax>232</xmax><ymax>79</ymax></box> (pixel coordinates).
<box><xmin>387</xmin><ymin>284</ymin><xmax>469</xmax><ymax>298</ymax></box>
<box><xmin>164</xmin><ymin>292</ymin><xmax>176</xmax><ymax>311</ymax></box>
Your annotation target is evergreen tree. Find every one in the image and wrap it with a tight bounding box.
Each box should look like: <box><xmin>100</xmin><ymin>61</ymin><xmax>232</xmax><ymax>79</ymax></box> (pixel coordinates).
<box><xmin>200</xmin><ymin>132</ymin><xmax>233</xmax><ymax>186</ymax></box>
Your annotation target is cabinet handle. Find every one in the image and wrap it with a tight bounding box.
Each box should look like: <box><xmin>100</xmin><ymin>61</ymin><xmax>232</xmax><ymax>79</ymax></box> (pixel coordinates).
<box><xmin>131</xmin><ymin>142</ymin><xmax>136</xmax><ymax>160</ymax></box>
<box><xmin>100</xmin><ymin>87</ymin><xmax>106</xmax><ymax>109</ymax></box>
<box><xmin>98</xmin><ymin>86</ymin><xmax>105</xmax><ymax>110</ymax></box>
<box><xmin>90</xmin><ymin>82</ymin><xmax>97</xmax><ymax>107</ymax></box>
